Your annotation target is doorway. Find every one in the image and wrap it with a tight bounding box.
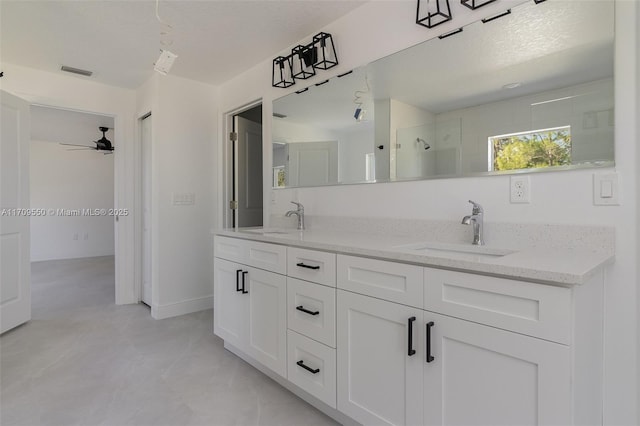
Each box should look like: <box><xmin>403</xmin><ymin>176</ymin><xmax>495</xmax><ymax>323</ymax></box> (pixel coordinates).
<box><xmin>140</xmin><ymin>113</ymin><xmax>152</xmax><ymax>306</ymax></box>
<box><xmin>230</xmin><ymin>104</ymin><xmax>263</xmax><ymax>228</ymax></box>
<box><xmin>28</xmin><ymin>105</ymin><xmax>116</xmax><ymax>316</ymax></box>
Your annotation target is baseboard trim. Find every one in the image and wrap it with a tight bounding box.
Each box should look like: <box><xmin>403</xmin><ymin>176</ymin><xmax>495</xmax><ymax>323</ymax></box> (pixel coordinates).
<box><xmin>152</xmin><ymin>295</ymin><xmax>213</xmax><ymax>320</ymax></box>
<box><xmin>224</xmin><ymin>341</ymin><xmax>360</xmax><ymax>426</ymax></box>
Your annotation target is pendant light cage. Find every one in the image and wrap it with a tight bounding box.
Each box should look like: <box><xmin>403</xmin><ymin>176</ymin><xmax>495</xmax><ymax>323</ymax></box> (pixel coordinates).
<box><xmin>461</xmin><ymin>0</ymin><xmax>497</xmax><ymax>10</ymax></box>
<box><xmin>291</xmin><ymin>45</ymin><xmax>316</xmax><ymax>80</ymax></box>
<box><xmin>312</xmin><ymin>32</ymin><xmax>338</xmax><ymax>70</ymax></box>
<box><xmin>416</xmin><ymin>0</ymin><xmax>452</xmax><ymax>29</ymax></box>
<box><xmin>272</xmin><ymin>56</ymin><xmax>295</xmax><ymax>88</ymax></box>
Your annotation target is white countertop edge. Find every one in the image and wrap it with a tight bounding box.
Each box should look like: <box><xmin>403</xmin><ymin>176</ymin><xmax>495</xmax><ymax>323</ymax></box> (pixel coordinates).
<box><xmin>213</xmin><ymin>228</ymin><xmax>614</xmax><ymax>286</ymax></box>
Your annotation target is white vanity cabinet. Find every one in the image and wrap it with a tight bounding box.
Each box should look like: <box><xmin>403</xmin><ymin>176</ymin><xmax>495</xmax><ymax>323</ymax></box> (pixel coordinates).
<box><xmin>335</xmin><ymin>255</ymin><xmax>602</xmax><ymax>426</ymax></box>
<box><xmin>214</xmin><ymin>233</ymin><xmax>604</xmax><ymax>426</ymax></box>
<box><xmin>423</xmin><ymin>311</ymin><xmax>571</xmax><ymax>426</ymax></box>
<box><xmin>336</xmin><ymin>289</ymin><xmax>424</xmax><ymax>426</ymax></box>
<box><xmin>213</xmin><ymin>237</ymin><xmax>287</xmax><ymax>378</ymax></box>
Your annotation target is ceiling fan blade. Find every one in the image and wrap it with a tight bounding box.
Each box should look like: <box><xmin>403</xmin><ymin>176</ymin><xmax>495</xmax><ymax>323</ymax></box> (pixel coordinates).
<box><xmin>60</xmin><ymin>143</ymin><xmax>93</xmax><ymax>148</ymax></box>
<box><xmin>66</xmin><ymin>148</ymin><xmax>94</xmax><ymax>151</ymax></box>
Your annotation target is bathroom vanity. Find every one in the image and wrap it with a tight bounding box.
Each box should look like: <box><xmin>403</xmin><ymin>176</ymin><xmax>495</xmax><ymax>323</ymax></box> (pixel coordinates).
<box><xmin>213</xmin><ymin>223</ymin><xmax>613</xmax><ymax>426</ymax></box>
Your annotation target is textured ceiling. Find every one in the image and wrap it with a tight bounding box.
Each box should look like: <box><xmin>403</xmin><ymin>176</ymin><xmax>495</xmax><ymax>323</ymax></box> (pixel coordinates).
<box><xmin>1</xmin><ymin>0</ymin><xmax>366</xmax><ymax>89</ymax></box>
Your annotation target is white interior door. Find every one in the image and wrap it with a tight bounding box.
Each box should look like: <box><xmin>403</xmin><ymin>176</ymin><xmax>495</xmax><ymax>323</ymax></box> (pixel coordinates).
<box><xmin>1</xmin><ymin>90</ymin><xmax>31</xmax><ymax>334</ymax></box>
<box><xmin>141</xmin><ymin>114</ymin><xmax>152</xmax><ymax>306</ymax></box>
<box><xmin>287</xmin><ymin>141</ymin><xmax>338</xmax><ymax>187</ymax></box>
<box><xmin>236</xmin><ymin>116</ymin><xmax>263</xmax><ymax>228</ymax></box>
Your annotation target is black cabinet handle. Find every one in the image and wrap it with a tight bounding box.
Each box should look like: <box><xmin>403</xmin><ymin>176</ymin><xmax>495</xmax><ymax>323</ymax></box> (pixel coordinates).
<box><xmin>296</xmin><ymin>262</ymin><xmax>320</xmax><ymax>270</ymax></box>
<box><xmin>241</xmin><ymin>271</ymin><xmax>248</xmax><ymax>294</ymax></box>
<box><xmin>236</xmin><ymin>269</ymin><xmax>242</xmax><ymax>292</ymax></box>
<box><xmin>296</xmin><ymin>305</ymin><xmax>320</xmax><ymax>316</ymax></box>
<box><xmin>296</xmin><ymin>360</ymin><xmax>320</xmax><ymax>374</ymax></box>
<box><xmin>426</xmin><ymin>321</ymin><xmax>435</xmax><ymax>363</ymax></box>
<box><xmin>408</xmin><ymin>316</ymin><xmax>416</xmax><ymax>356</ymax></box>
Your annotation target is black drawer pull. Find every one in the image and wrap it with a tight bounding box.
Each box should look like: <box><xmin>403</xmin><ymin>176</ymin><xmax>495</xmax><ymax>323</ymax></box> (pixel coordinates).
<box><xmin>241</xmin><ymin>271</ymin><xmax>248</xmax><ymax>294</ymax></box>
<box><xmin>296</xmin><ymin>305</ymin><xmax>320</xmax><ymax>316</ymax></box>
<box><xmin>426</xmin><ymin>321</ymin><xmax>435</xmax><ymax>363</ymax></box>
<box><xmin>296</xmin><ymin>360</ymin><xmax>320</xmax><ymax>374</ymax></box>
<box><xmin>236</xmin><ymin>269</ymin><xmax>242</xmax><ymax>292</ymax></box>
<box><xmin>408</xmin><ymin>316</ymin><xmax>416</xmax><ymax>356</ymax></box>
<box><xmin>296</xmin><ymin>262</ymin><xmax>320</xmax><ymax>270</ymax></box>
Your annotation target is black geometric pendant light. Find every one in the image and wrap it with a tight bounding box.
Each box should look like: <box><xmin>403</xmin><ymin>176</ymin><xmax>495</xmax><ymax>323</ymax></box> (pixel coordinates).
<box><xmin>272</xmin><ymin>56</ymin><xmax>295</xmax><ymax>88</ymax></box>
<box><xmin>416</xmin><ymin>0</ymin><xmax>452</xmax><ymax>29</ymax></box>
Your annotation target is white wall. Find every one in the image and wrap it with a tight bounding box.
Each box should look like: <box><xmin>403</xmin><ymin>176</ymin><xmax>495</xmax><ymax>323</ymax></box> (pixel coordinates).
<box><xmin>216</xmin><ymin>1</ymin><xmax>638</xmax><ymax>424</ymax></box>
<box><xmin>30</xmin><ymin>138</ymin><xmax>114</xmax><ymax>261</ymax></box>
<box><xmin>136</xmin><ymin>73</ymin><xmax>218</xmax><ymax>320</ymax></box>
<box><xmin>0</xmin><ymin>62</ymin><xmax>138</xmax><ymax>305</ymax></box>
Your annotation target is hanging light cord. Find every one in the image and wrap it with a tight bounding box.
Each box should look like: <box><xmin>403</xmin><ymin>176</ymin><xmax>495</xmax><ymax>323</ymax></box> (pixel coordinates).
<box><xmin>354</xmin><ymin>74</ymin><xmax>370</xmax><ymax>110</ymax></box>
<box><xmin>156</xmin><ymin>0</ymin><xmax>174</xmax><ymax>48</ymax></box>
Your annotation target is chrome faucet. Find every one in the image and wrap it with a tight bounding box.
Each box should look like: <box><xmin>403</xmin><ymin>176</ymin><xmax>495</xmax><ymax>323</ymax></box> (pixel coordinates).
<box><xmin>461</xmin><ymin>200</ymin><xmax>484</xmax><ymax>246</ymax></box>
<box><xmin>285</xmin><ymin>201</ymin><xmax>305</xmax><ymax>230</ymax></box>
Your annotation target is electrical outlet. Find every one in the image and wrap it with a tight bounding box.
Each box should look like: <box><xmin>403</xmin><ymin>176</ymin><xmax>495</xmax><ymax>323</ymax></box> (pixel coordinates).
<box><xmin>73</xmin><ymin>233</ymin><xmax>79</xmax><ymax>241</ymax></box>
<box><xmin>510</xmin><ymin>176</ymin><xmax>530</xmax><ymax>203</ymax></box>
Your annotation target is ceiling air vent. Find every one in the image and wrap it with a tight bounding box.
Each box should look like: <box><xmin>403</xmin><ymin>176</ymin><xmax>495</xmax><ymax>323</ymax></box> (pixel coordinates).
<box><xmin>61</xmin><ymin>65</ymin><xmax>93</xmax><ymax>77</ymax></box>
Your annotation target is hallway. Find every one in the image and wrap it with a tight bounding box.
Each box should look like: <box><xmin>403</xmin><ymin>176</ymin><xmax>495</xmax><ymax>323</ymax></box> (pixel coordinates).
<box><xmin>0</xmin><ymin>257</ymin><xmax>336</xmax><ymax>426</ymax></box>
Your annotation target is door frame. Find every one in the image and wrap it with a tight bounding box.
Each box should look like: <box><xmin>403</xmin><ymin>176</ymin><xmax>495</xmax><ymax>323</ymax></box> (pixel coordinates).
<box><xmin>19</xmin><ymin>98</ymin><xmax>133</xmax><ymax>305</ymax></box>
<box><xmin>221</xmin><ymin>99</ymin><xmax>263</xmax><ymax>230</ymax></box>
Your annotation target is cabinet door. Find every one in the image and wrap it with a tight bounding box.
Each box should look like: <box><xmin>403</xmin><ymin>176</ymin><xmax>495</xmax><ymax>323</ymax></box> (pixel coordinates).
<box><xmin>423</xmin><ymin>312</ymin><xmax>571</xmax><ymax>426</ymax></box>
<box><xmin>245</xmin><ymin>267</ymin><xmax>288</xmax><ymax>378</ymax></box>
<box><xmin>337</xmin><ymin>290</ymin><xmax>423</xmax><ymax>426</ymax></box>
<box><xmin>213</xmin><ymin>258</ymin><xmax>247</xmax><ymax>349</ymax></box>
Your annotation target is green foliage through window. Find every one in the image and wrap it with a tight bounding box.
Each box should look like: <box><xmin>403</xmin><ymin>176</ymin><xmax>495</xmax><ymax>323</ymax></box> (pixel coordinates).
<box><xmin>490</xmin><ymin>126</ymin><xmax>571</xmax><ymax>171</ymax></box>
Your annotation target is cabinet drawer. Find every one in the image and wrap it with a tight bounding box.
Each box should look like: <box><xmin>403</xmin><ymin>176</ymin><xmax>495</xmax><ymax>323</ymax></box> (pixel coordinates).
<box><xmin>337</xmin><ymin>255</ymin><xmax>423</xmax><ymax>308</ymax></box>
<box><xmin>245</xmin><ymin>240</ymin><xmax>287</xmax><ymax>274</ymax></box>
<box><xmin>288</xmin><ymin>247</ymin><xmax>336</xmax><ymax>287</ymax></box>
<box><xmin>214</xmin><ymin>235</ymin><xmax>245</xmax><ymax>264</ymax></box>
<box><xmin>287</xmin><ymin>277</ymin><xmax>336</xmax><ymax>347</ymax></box>
<box><xmin>287</xmin><ymin>330</ymin><xmax>336</xmax><ymax>409</ymax></box>
<box><xmin>424</xmin><ymin>268</ymin><xmax>572</xmax><ymax>344</ymax></box>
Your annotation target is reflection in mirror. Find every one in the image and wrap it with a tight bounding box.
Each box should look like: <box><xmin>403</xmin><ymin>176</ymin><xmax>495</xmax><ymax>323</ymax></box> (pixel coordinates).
<box><xmin>273</xmin><ymin>68</ymin><xmax>375</xmax><ymax>187</ymax></box>
<box><xmin>272</xmin><ymin>0</ymin><xmax>614</xmax><ymax>188</ymax></box>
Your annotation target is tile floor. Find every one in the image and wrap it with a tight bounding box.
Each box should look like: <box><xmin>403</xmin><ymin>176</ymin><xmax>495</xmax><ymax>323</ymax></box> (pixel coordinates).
<box><xmin>0</xmin><ymin>256</ymin><xmax>338</xmax><ymax>426</ymax></box>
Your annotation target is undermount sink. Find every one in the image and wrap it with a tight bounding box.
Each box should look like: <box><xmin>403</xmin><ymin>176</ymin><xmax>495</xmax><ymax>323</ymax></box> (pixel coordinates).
<box><xmin>242</xmin><ymin>228</ymin><xmax>296</xmax><ymax>236</ymax></box>
<box><xmin>394</xmin><ymin>241</ymin><xmax>515</xmax><ymax>260</ymax></box>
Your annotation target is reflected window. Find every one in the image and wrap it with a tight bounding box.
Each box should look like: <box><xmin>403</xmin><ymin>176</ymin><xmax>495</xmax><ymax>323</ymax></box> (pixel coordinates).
<box><xmin>489</xmin><ymin>126</ymin><xmax>571</xmax><ymax>172</ymax></box>
<box><xmin>273</xmin><ymin>166</ymin><xmax>286</xmax><ymax>187</ymax></box>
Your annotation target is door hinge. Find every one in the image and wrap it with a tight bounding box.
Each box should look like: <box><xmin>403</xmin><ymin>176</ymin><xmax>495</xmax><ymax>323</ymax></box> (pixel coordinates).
<box><xmin>230</xmin><ymin>200</ymin><xmax>238</xmax><ymax>210</ymax></box>
<box><xmin>229</xmin><ymin>132</ymin><xmax>238</xmax><ymax>142</ymax></box>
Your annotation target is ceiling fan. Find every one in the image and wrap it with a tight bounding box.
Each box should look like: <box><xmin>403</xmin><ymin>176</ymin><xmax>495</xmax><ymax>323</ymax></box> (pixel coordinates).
<box><xmin>60</xmin><ymin>127</ymin><xmax>114</xmax><ymax>154</ymax></box>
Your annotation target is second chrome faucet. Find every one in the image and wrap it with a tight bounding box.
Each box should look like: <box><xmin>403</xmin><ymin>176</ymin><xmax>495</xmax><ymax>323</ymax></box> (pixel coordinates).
<box><xmin>462</xmin><ymin>200</ymin><xmax>484</xmax><ymax>245</ymax></box>
<box><xmin>285</xmin><ymin>201</ymin><xmax>305</xmax><ymax>230</ymax></box>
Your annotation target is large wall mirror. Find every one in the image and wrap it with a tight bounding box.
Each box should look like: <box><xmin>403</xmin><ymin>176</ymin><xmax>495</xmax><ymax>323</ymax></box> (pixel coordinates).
<box><xmin>272</xmin><ymin>0</ymin><xmax>614</xmax><ymax>188</ymax></box>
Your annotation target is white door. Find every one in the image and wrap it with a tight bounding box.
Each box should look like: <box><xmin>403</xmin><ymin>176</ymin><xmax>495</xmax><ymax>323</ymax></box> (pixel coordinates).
<box><xmin>287</xmin><ymin>141</ymin><xmax>338</xmax><ymax>187</ymax></box>
<box><xmin>423</xmin><ymin>312</ymin><xmax>571</xmax><ymax>426</ymax></box>
<box><xmin>245</xmin><ymin>267</ymin><xmax>287</xmax><ymax>378</ymax></box>
<box><xmin>1</xmin><ymin>91</ymin><xmax>31</xmax><ymax>334</ymax></box>
<box><xmin>213</xmin><ymin>258</ymin><xmax>247</xmax><ymax>349</ymax></box>
<box><xmin>236</xmin><ymin>116</ymin><xmax>262</xmax><ymax>227</ymax></box>
<box><xmin>337</xmin><ymin>290</ymin><xmax>423</xmax><ymax>426</ymax></box>
<box><xmin>141</xmin><ymin>114</ymin><xmax>152</xmax><ymax>306</ymax></box>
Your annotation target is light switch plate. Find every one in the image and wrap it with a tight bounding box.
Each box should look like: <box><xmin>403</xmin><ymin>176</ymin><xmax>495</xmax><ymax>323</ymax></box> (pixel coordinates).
<box><xmin>593</xmin><ymin>173</ymin><xmax>619</xmax><ymax>205</ymax></box>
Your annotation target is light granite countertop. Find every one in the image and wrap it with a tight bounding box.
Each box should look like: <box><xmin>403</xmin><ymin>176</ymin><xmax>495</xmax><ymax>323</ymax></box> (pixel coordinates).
<box><xmin>213</xmin><ymin>226</ymin><xmax>615</xmax><ymax>286</ymax></box>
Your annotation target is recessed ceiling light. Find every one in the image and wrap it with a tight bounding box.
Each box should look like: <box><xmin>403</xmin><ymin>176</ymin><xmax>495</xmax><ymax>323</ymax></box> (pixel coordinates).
<box><xmin>502</xmin><ymin>82</ymin><xmax>522</xmax><ymax>90</ymax></box>
<box><xmin>61</xmin><ymin>65</ymin><xmax>93</xmax><ymax>77</ymax></box>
